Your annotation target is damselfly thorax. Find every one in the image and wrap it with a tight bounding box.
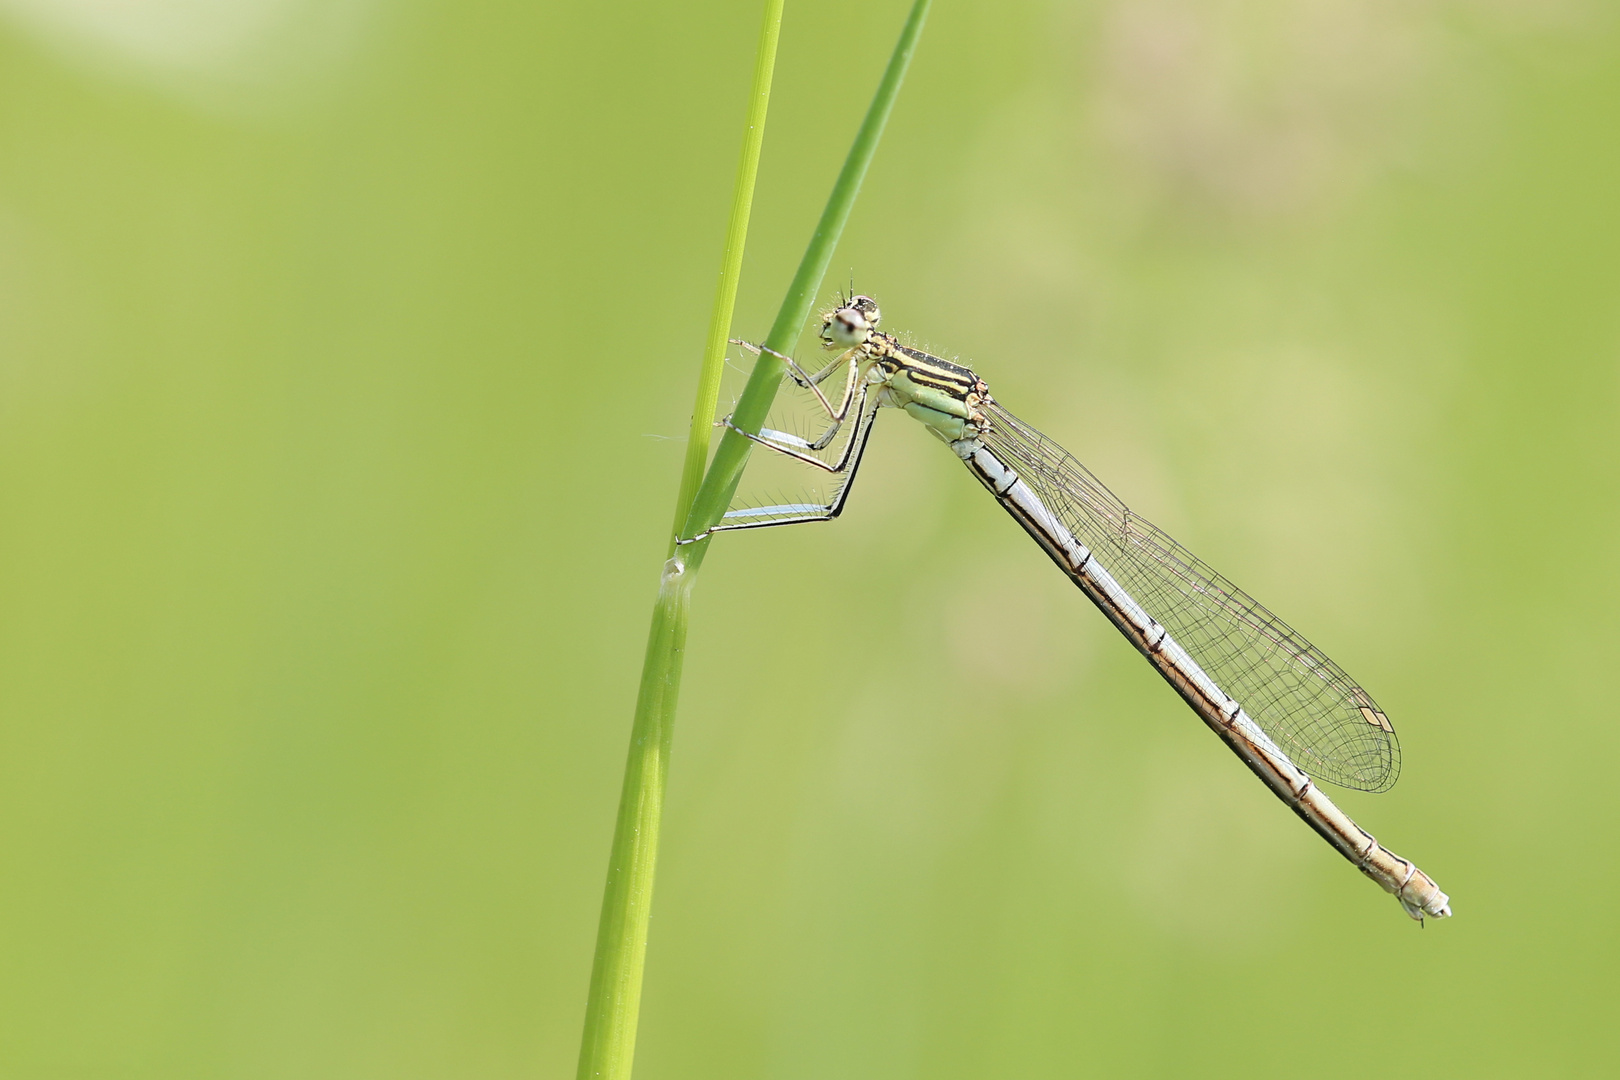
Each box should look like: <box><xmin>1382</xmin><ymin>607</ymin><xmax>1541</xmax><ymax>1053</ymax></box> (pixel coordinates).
<box><xmin>824</xmin><ymin>297</ymin><xmax>991</xmax><ymax>446</ymax></box>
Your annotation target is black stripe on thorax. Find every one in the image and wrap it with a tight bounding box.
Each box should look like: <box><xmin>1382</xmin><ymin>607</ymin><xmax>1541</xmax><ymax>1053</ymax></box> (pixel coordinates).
<box><xmin>876</xmin><ymin>337</ymin><xmax>979</xmax><ymax>397</ymax></box>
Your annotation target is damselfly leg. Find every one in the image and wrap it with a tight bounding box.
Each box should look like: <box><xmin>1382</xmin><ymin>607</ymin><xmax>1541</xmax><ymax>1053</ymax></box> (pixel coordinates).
<box><xmin>729</xmin><ymin>340</ymin><xmax>863</xmax><ymax>451</ymax></box>
<box><xmin>679</xmin><ymin>343</ymin><xmax>884</xmax><ymax>543</ymax></box>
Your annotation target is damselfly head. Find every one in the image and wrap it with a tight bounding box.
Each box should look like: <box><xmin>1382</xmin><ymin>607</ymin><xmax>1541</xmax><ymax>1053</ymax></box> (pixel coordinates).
<box><xmin>821</xmin><ymin>294</ymin><xmax>881</xmax><ymax>348</ymax></box>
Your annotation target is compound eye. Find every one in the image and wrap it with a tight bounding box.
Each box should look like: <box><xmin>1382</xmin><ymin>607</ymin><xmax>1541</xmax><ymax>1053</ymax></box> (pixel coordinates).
<box><xmin>819</xmin><ymin>294</ymin><xmax>882</xmax><ymax>346</ymax></box>
<box><xmin>819</xmin><ymin>310</ymin><xmax>856</xmax><ymax>346</ymax></box>
<box><xmin>850</xmin><ymin>295</ymin><xmax>881</xmax><ymax>326</ymax></box>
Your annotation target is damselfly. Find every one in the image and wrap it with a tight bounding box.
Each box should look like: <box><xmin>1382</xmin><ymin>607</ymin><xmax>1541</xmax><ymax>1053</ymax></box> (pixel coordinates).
<box><xmin>686</xmin><ymin>295</ymin><xmax>1451</xmax><ymax>922</ymax></box>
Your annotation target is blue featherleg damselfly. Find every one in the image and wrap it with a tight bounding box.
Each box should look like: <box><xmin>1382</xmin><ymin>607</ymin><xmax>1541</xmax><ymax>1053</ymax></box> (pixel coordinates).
<box><xmin>682</xmin><ymin>295</ymin><xmax>1451</xmax><ymax>922</ymax></box>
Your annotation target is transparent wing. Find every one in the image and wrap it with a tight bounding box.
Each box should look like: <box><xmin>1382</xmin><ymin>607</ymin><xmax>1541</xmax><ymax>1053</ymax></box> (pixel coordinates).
<box><xmin>982</xmin><ymin>401</ymin><xmax>1400</xmax><ymax>792</ymax></box>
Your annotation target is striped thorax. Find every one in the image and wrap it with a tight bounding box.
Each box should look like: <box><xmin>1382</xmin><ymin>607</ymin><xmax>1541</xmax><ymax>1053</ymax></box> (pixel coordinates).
<box><xmin>820</xmin><ymin>295</ymin><xmax>990</xmax><ymax>446</ymax></box>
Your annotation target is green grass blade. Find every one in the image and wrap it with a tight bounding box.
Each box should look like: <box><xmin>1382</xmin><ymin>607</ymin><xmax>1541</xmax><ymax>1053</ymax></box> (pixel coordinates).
<box><xmin>679</xmin><ymin>0</ymin><xmax>932</xmax><ymax>569</ymax></box>
<box><xmin>576</xmin><ymin>558</ymin><xmax>692</xmax><ymax>1080</ymax></box>
<box><xmin>666</xmin><ymin>0</ymin><xmax>786</xmax><ymax>557</ymax></box>
<box><xmin>578</xmin><ymin>4</ymin><xmax>930</xmax><ymax>1078</ymax></box>
<box><xmin>576</xmin><ymin>3</ymin><xmax>783</xmax><ymax>1077</ymax></box>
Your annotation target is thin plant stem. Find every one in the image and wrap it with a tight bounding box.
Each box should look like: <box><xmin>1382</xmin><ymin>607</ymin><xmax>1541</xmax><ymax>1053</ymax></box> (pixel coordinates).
<box><xmin>576</xmin><ymin>3</ymin><xmax>782</xmax><ymax>1076</ymax></box>
<box><xmin>575</xmin><ymin>560</ymin><xmax>692</xmax><ymax>1080</ymax></box>
<box><xmin>577</xmin><ymin>3</ymin><xmax>930</xmax><ymax>1078</ymax></box>
<box><xmin>679</xmin><ymin>0</ymin><xmax>932</xmax><ymax>572</ymax></box>
<box><xmin>667</xmin><ymin>0</ymin><xmax>786</xmax><ymax>558</ymax></box>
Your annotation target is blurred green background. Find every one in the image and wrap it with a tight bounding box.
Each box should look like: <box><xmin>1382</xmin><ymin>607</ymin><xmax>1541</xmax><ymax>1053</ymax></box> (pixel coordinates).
<box><xmin>1</xmin><ymin>0</ymin><xmax>1617</xmax><ymax>1076</ymax></box>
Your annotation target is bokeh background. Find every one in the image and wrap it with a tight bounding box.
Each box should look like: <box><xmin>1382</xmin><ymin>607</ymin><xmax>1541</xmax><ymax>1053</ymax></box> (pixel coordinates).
<box><xmin>2</xmin><ymin>0</ymin><xmax>1617</xmax><ymax>1076</ymax></box>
